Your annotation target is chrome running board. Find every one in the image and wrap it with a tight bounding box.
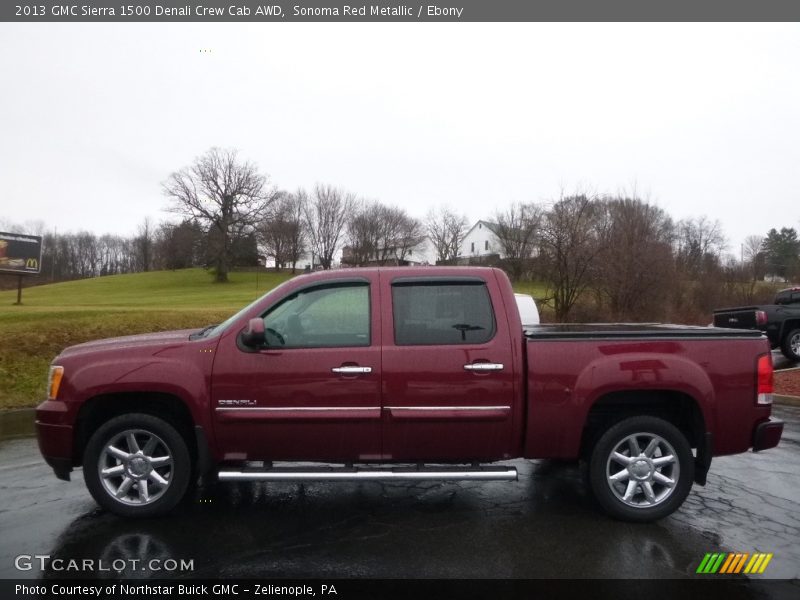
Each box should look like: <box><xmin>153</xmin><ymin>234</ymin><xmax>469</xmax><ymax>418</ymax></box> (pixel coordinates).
<box><xmin>218</xmin><ymin>464</ymin><xmax>518</xmax><ymax>482</ymax></box>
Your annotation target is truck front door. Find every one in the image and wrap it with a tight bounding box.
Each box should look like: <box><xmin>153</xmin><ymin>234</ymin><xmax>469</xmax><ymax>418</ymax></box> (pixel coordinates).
<box><xmin>211</xmin><ymin>277</ymin><xmax>382</xmax><ymax>462</ymax></box>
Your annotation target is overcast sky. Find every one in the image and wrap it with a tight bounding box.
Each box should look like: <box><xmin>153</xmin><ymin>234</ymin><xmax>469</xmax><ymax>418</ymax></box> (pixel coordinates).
<box><xmin>1</xmin><ymin>22</ymin><xmax>799</xmax><ymax>254</ymax></box>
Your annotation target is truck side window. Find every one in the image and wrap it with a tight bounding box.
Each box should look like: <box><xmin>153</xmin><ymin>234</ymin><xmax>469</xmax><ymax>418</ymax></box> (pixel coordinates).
<box><xmin>261</xmin><ymin>283</ymin><xmax>370</xmax><ymax>348</ymax></box>
<box><xmin>392</xmin><ymin>282</ymin><xmax>496</xmax><ymax>345</ymax></box>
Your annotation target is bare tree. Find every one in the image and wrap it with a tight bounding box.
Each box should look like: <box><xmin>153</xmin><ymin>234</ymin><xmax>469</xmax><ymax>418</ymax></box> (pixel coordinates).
<box><xmin>345</xmin><ymin>200</ymin><xmax>381</xmax><ymax>266</ymax></box>
<box><xmin>539</xmin><ymin>194</ymin><xmax>604</xmax><ymax>321</ymax></box>
<box><xmin>259</xmin><ymin>190</ymin><xmax>307</xmax><ymax>273</ymax></box>
<box><xmin>303</xmin><ymin>184</ymin><xmax>356</xmax><ymax>269</ymax></box>
<box><xmin>394</xmin><ymin>212</ymin><xmax>425</xmax><ymax>263</ymax></box>
<box><xmin>346</xmin><ymin>202</ymin><xmax>426</xmax><ymax>266</ymax></box>
<box><xmin>493</xmin><ymin>202</ymin><xmax>543</xmax><ymax>280</ymax></box>
<box><xmin>373</xmin><ymin>206</ymin><xmax>408</xmax><ymax>265</ymax></box>
<box><xmin>743</xmin><ymin>234</ymin><xmax>765</xmax><ymax>282</ymax></box>
<box><xmin>674</xmin><ymin>216</ymin><xmax>726</xmax><ymax>279</ymax></box>
<box><xmin>162</xmin><ymin>147</ymin><xmax>275</xmax><ymax>282</ymax></box>
<box><xmin>284</xmin><ymin>190</ymin><xmax>308</xmax><ymax>273</ymax></box>
<box><xmin>596</xmin><ymin>196</ymin><xmax>675</xmax><ymax>320</ymax></box>
<box><xmin>426</xmin><ymin>207</ymin><xmax>468</xmax><ymax>263</ymax></box>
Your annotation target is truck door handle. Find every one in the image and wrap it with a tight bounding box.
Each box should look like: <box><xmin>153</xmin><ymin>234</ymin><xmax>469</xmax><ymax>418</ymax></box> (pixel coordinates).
<box><xmin>464</xmin><ymin>363</ymin><xmax>504</xmax><ymax>372</ymax></box>
<box><xmin>331</xmin><ymin>366</ymin><xmax>372</xmax><ymax>374</ymax></box>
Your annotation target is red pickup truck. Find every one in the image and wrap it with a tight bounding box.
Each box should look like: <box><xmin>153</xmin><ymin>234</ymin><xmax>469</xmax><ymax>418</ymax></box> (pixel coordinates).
<box><xmin>36</xmin><ymin>267</ymin><xmax>783</xmax><ymax>522</ymax></box>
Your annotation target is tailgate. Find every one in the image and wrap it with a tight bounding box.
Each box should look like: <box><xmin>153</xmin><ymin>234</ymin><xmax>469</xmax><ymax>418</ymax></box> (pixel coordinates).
<box><xmin>713</xmin><ymin>308</ymin><xmax>758</xmax><ymax>329</ymax></box>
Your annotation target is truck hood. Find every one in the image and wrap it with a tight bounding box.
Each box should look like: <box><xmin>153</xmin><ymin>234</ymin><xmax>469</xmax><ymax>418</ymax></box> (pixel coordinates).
<box><xmin>57</xmin><ymin>329</ymin><xmax>197</xmax><ymax>360</ymax></box>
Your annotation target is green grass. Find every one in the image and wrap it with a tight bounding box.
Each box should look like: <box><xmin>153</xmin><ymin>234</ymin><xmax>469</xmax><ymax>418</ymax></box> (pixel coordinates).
<box><xmin>0</xmin><ymin>268</ymin><xmax>547</xmax><ymax>409</ymax></box>
<box><xmin>0</xmin><ymin>268</ymin><xmax>294</xmax><ymax>409</ymax></box>
<box><xmin>511</xmin><ymin>281</ymin><xmax>548</xmax><ymax>301</ymax></box>
<box><xmin>0</xmin><ymin>268</ymin><xmax>293</xmax><ymax>314</ymax></box>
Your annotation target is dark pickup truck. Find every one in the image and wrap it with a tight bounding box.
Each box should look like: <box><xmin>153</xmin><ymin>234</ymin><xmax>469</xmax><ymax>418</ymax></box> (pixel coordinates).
<box><xmin>36</xmin><ymin>267</ymin><xmax>783</xmax><ymax>522</ymax></box>
<box><xmin>713</xmin><ymin>286</ymin><xmax>800</xmax><ymax>361</ymax></box>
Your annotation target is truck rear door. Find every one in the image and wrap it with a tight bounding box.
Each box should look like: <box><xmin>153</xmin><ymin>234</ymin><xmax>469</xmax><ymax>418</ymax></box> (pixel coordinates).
<box><xmin>379</xmin><ymin>273</ymin><xmax>516</xmax><ymax>461</ymax></box>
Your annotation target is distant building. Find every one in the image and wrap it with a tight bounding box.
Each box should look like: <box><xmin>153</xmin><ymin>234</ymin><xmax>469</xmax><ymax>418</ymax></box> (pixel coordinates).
<box><xmin>263</xmin><ymin>250</ymin><xmax>318</xmax><ymax>271</ymax></box>
<box><xmin>459</xmin><ymin>220</ymin><xmax>503</xmax><ymax>259</ymax></box>
<box><xmin>341</xmin><ymin>236</ymin><xmax>437</xmax><ymax>267</ymax></box>
<box><xmin>406</xmin><ymin>237</ymin><xmax>437</xmax><ymax>265</ymax></box>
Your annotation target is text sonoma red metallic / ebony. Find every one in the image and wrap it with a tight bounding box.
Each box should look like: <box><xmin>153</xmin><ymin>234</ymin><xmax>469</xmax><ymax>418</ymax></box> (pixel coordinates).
<box><xmin>36</xmin><ymin>267</ymin><xmax>783</xmax><ymax>521</ymax></box>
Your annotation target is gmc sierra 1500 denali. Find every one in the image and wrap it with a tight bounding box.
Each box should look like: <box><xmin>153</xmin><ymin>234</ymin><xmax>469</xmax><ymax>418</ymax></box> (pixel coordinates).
<box><xmin>36</xmin><ymin>267</ymin><xmax>783</xmax><ymax>522</ymax></box>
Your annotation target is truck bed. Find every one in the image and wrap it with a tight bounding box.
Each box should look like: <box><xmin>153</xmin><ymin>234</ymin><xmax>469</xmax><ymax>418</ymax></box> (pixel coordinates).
<box><xmin>522</xmin><ymin>323</ymin><xmax>771</xmax><ymax>460</ymax></box>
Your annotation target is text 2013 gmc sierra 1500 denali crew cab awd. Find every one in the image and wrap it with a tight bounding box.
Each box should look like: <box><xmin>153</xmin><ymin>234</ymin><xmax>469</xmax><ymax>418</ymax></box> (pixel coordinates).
<box><xmin>36</xmin><ymin>267</ymin><xmax>783</xmax><ymax>521</ymax></box>
<box><xmin>713</xmin><ymin>286</ymin><xmax>800</xmax><ymax>362</ymax></box>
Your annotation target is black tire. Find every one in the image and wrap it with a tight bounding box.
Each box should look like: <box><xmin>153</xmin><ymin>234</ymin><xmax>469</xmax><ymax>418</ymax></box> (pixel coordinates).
<box><xmin>780</xmin><ymin>328</ymin><xmax>800</xmax><ymax>362</ymax></box>
<box><xmin>588</xmin><ymin>415</ymin><xmax>694</xmax><ymax>522</ymax></box>
<box><xmin>83</xmin><ymin>413</ymin><xmax>192</xmax><ymax>518</ymax></box>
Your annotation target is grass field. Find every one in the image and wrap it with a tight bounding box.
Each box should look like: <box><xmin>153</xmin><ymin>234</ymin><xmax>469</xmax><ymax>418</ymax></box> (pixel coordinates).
<box><xmin>0</xmin><ymin>269</ymin><xmax>294</xmax><ymax>409</ymax></box>
<box><xmin>0</xmin><ymin>268</ymin><xmax>548</xmax><ymax>409</ymax></box>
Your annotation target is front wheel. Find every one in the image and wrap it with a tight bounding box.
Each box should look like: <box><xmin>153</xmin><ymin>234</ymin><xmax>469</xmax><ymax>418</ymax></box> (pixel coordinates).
<box><xmin>83</xmin><ymin>413</ymin><xmax>192</xmax><ymax>518</ymax></box>
<box><xmin>589</xmin><ymin>416</ymin><xmax>694</xmax><ymax>522</ymax></box>
<box><xmin>780</xmin><ymin>328</ymin><xmax>800</xmax><ymax>362</ymax></box>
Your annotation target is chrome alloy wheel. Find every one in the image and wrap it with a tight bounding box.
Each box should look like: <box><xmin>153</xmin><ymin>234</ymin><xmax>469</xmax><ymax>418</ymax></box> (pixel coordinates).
<box><xmin>98</xmin><ymin>429</ymin><xmax>173</xmax><ymax>506</ymax></box>
<box><xmin>791</xmin><ymin>332</ymin><xmax>800</xmax><ymax>356</ymax></box>
<box><xmin>605</xmin><ymin>432</ymin><xmax>680</xmax><ymax>509</ymax></box>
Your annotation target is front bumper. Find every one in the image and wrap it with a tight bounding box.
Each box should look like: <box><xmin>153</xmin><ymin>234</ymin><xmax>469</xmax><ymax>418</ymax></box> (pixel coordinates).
<box><xmin>36</xmin><ymin>399</ymin><xmax>74</xmax><ymax>481</ymax></box>
<box><xmin>753</xmin><ymin>418</ymin><xmax>784</xmax><ymax>452</ymax></box>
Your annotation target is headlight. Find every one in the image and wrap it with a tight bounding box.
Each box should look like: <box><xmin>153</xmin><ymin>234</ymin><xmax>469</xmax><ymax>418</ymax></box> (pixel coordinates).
<box><xmin>48</xmin><ymin>365</ymin><xmax>64</xmax><ymax>400</ymax></box>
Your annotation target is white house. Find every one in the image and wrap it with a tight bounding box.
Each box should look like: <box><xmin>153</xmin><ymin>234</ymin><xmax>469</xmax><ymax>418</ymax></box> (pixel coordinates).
<box><xmin>340</xmin><ymin>236</ymin><xmax>438</xmax><ymax>267</ymax></box>
<box><xmin>405</xmin><ymin>236</ymin><xmax>438</xmax><ymax>265</ymax></box>
<box><xmin>459</xmin><ymin>220</ymin><xmax>503</xmax><ymax>259</ymax></box>
<box><xmin>263</xmin><ymin>249</ymin><xmax>318</xmax><ymax>271</ymax></box>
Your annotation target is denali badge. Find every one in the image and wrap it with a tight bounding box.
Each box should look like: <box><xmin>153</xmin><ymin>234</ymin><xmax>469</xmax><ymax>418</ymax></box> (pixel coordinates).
<box><xmin>218</xmin><ymin>399</ymin><xmax>257</xmax><ymax>407</ymax></box>
<box><xmin>728</xmin><ymin>318</ymin><xmax>738</xmax><ymax>323</ymax></box>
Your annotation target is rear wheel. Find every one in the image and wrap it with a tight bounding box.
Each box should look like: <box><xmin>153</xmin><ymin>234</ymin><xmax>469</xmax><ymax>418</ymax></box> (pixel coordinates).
<box><xmin>83</xmin><ymin>413</ymin><xmax>191</xmax><ymax>518</ymax></box>
<box><xmin>589</xmin><ymin>416</ymin><xmax>694</xmax><ymax>522</ymax></box>
<box><xmin>781</xmin><ymin>328</ymin><xmax>800</xmax><ymax>362</ymax></box>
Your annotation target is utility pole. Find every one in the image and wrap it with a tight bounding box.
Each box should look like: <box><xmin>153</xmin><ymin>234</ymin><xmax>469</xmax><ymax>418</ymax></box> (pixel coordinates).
<box><xmin>14</xmin><ymin>275</ymin><xmax>22</xmax><ymax>305</ymax></box>
<box><xmin>51</xmin><ymin>226</ymin><xmax>57</xmax><ymax>281</ymax></box>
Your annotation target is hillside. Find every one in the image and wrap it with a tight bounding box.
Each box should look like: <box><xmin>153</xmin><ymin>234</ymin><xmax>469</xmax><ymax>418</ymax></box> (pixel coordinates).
<box><xmin>0</xmin><ymin>268</ymin><xmax>294</xmax><ymax>409</ymax></box>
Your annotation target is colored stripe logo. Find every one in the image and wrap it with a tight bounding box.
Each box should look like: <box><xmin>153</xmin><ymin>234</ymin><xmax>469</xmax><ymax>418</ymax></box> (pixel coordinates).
<box><xmin>696</xmin><ymin>552</ymin><xmax>773</xmax><ymax>574</ymax></box>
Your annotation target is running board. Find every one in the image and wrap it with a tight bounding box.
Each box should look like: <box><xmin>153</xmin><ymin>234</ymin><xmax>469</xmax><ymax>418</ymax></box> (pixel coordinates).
<box><xmin>218</xmin><ymin>465</ymin><xmax>518</xmax><ymax>482</ymax></box>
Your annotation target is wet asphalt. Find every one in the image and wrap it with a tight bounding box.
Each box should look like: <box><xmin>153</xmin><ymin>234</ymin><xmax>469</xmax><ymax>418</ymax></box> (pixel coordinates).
<box><xmin>773</xmin><ymin>350</ymin><xmax>799</xmax><ymax>372</ymax></box>
<box><xmin>0</xmin><ymin>405</ymin><xmax>798</xmax><ymax>586</ymax></box>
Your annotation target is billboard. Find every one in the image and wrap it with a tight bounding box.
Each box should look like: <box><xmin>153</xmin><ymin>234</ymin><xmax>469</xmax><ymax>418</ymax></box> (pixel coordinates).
<box><xmin>0</xmin><ymin>232</ymin><xmax>43</xmax><ymax>275</ymax></box>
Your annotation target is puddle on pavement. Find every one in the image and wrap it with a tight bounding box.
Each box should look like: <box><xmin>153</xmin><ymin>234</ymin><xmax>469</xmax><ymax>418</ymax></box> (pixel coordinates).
<box><xmin>0</xmin><ymin>408</ymin><xmax>36</xmax><ymax>441</ymax></box>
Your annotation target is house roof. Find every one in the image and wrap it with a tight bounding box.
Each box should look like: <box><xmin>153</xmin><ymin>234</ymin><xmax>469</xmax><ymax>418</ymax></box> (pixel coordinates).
<box><xmin>464</xmin><ymin>220</ymin><xmax>499</xmax><ymax>238</ymax></box>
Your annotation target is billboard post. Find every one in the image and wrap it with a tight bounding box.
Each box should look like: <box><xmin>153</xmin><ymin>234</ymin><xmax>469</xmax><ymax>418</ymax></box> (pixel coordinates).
<box><xmin>0</xmin><ymin>231</ymin><xmax>43</xmax><ymax>305</ymax></box>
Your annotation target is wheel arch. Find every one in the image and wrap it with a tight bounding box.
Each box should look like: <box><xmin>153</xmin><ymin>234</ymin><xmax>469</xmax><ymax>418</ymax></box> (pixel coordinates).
<box><xmin>780</xmin><ymin>318</ymin><xmax>800</xmax><ymax>334</ymax></box>
<box><xmin>579</xmin><ymin>389</ymin><xmax>708</xmax><ymax>483</ymax></box>
<box><xmin>73</xmin><ymin>392</ymin><xmax>197</xmax><ymax>468</ymax></box>
<box><xmin>780</xmin><ymin>320</ymin><xmax>800</xmax><ymax>344</ymax></box>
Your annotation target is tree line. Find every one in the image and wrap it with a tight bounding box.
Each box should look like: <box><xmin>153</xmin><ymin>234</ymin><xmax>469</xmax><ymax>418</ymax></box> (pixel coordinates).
<box><xmin>485</xmin><ymin>194</ymin><xmax>799</xmax><ymax>323</ymax></box>
<box><xmin>3</xmin><ymin>147</ymin><xmax>798</xmax><ymax>323</ymax></box>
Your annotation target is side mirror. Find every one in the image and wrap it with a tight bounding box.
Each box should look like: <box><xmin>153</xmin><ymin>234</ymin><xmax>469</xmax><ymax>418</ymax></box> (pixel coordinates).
<box><xmin>241</xmin><ymin>318</ymin><xmax>266</xmax><ymax>347</ymax></box>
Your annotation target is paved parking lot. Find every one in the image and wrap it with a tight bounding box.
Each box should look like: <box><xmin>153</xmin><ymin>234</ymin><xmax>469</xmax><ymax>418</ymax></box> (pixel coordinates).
<box><xmin>773</xmin><ymin>350</ymin><xmax>798</xmax><ymax>371</ymax></box>
<box><xmin>0</xmin><ymin>405</ymin><xmax>798</xmax><ymax>587</ymax></box>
